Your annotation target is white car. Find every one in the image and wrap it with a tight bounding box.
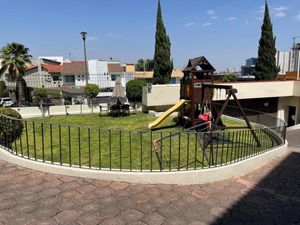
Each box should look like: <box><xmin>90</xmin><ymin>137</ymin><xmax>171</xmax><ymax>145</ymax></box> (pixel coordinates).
<box><xmin>0</xmin><ymin>98</ymin><xmax>14</xmax><ymax>107</ymax></box>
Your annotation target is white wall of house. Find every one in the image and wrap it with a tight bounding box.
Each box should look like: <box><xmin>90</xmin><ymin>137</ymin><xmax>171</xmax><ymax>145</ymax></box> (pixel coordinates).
<box><xmin>142</xmin><ymin>81</ymin><xmax>300</xmax><ymax>125</ymax></box>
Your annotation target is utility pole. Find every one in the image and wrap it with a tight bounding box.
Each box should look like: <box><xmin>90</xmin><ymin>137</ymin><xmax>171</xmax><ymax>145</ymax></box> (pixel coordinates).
<box><xmin>81</xmin><ymin>31</ymin><xmax>89</xmax><ymax>85</ymax></box>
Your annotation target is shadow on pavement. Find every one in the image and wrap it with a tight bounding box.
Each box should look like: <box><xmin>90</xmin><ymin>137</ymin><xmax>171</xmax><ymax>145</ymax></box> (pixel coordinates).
<box><xmin>210</xmin><ymin>151</ymin><xmax>300</xmax><ymax>225</ymax></box>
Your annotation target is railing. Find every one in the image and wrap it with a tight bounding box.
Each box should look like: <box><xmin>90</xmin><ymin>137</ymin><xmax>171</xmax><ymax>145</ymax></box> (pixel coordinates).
<box><xmin>0</xmin><ymin>107</ymin><xmax>286</xmax><ymax>172</ymax></box>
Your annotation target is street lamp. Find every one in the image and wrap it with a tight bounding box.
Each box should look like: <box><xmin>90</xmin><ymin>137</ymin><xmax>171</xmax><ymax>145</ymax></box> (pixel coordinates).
<box><xmin>80</xmin><ymin>31</ymin><xmax>89</xmax><ymax>85</ymax></box>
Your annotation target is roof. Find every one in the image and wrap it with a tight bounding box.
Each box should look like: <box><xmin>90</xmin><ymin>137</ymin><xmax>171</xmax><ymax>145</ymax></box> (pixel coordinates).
<box><xmin>183</xmin><ymin>56</ymin><xmax>216</xmax><ymax>73</ymax></box>
<box><xmin>25</xmin><ymin>65</ymin><xmax>37</xmax><ymax>71</ymax></box>
<box><xmin>107</xmin><ymin>63</ymin><xmax>124</xmax><ymax>73</ymax></box>
<box><xmin>62</xmin><ymin>61</ymin><xmax>86</xmax><ymax>75</ymax></box>
<box><xmin>24</xmin><ymin>64</ymin><xmax>62</xmax><ymax>73</ymax></box>
<box><xmin>42</xmin><ymin>64</ymin><xmax>62</xmax><ymax>73</ymax></box>
<box><xmin>134</xmin><ymin>70</ymin><xmax>183</xmax><ymax>79</ymax></box>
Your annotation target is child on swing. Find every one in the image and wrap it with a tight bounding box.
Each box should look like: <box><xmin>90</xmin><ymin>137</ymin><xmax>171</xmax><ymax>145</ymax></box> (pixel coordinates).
<box><xmin>198</xmin><ymin>108</ymin><xmax>213</xmax><ymax>130</ymax></box>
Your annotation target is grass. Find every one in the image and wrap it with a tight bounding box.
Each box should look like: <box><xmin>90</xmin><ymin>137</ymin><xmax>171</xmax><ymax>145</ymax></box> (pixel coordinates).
<box><xmin>10</xmin><ymin>112</ymin><xmax>280</xmax><ymax>171</ymax></box>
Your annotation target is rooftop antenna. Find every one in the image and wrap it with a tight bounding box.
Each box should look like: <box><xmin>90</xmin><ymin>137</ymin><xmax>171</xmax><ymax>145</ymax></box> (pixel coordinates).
<box><xmin>69</xmin><ymin>52</ymin><xmax>72</xmax><ymax>60</ymax></box>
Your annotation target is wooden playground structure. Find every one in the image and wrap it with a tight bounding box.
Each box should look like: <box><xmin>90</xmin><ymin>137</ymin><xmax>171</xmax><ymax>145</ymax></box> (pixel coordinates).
<box><xmin>151</xmin><ymin>56</ymin><xmax>261</xmax><ymax>169</ymax></box>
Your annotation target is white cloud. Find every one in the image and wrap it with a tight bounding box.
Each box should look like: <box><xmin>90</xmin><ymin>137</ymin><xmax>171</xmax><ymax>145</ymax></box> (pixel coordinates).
<box><xmin>271</xmin><ymin>6</ymin><xmax>288</xmax><ymax>18</ymax></box>
<box><xmin>273</xmin><ymin>6</ymin><xmax>288</xmax><ymax>12</ymax></box>
<box><xmin>227</xmin><ymin>17</ymin><xmax>237</xmax><ymax>21</ymax></box>
<box><xmin>296</xmin><ymin>12</ymin><xmax>300</xmax><ymax>21</ymax></box>
<box><xmin>207</xmin><ymin>10</ymin><xmax>215</xmax><ymax>16</ymax></box>
<box><xmin>185</xmin><ymin>22</ymin><xmax>195</xmax><ymax>27</ymax></box>
<box><xmin>202</xmin><ymin>22</ymin><xmax>212</xmax><ymax>26</ymax></box>
<box><xmin>274</xmin><ymin>11</ymin><xmax>286</xmax><ymax>17</ymax></box>
<box><xmin>210</xmin><ymin>16</ymin><xmax>219</xmax><ymax>20</ymax></box>
<box><xmin>87</xmin><ymin>36</ymin><xmax>99</xmax><ymax>41</ymax></box>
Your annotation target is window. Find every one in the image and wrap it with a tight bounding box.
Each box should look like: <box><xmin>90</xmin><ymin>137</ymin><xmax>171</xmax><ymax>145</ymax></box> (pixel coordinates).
<box><xmin>111</xmin><ymin>74</ymin><xmax>120</xmax><ymax>81</ymax></box>
<box><xmin>64</xmin><ymin>75</ymin><xmax>75</xmax><ymax>83</ymax></box>
<box><xmin>51</xmin><ymin>74</ymin><xmax>61</xmax><ymax>81</ymax></box>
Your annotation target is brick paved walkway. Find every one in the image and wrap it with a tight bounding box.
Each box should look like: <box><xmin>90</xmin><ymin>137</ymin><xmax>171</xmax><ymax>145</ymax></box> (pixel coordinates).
<box><xmin>0</xmin><ymin>134</ymin><xmax>299</xmax><ymax>224</ymax></box>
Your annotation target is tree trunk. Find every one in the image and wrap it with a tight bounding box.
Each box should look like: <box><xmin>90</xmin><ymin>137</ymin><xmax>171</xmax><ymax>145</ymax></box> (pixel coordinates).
<box><xmin>15</xmin><ymin>77</ymin><xmax>27</xmax><ymax>102</ymax></box>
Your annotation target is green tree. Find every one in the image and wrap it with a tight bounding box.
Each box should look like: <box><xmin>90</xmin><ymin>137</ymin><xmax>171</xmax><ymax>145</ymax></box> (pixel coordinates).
<box><xmin>32</xmin><ymin>88</ymin><xmax>48</xmax><ymax>106</ymax></box>
<box><xmin>0</xmin><ymin>81</ymin><xmax>6</xmax><ymax>97</ymax></box>
<box><xmin>84</xmin><ymin>84</ymin><xmax>100</xmax><ymax>111</ymax></box>
<box><xmin>126</xmin><ymin>80</ymin><xmax>146</xmax><ymax>102</ymax></box>
<box><xmin>145</xmin><ymin>59</ymin><xmax>154</xmax><ymax>71</ymax></box>
<box><xmin>0</xmin><ymin>42</ymin><xmax>32</xmax><ymax>101</ymax></box>
<box><xmin>253</xmin><ymin>1</ymin><xmax>278</xmax><ymax>80</ymax></box>
<box><xmin>135</xmin><ymin>59</ymin><xmax>145</xmax><ymax>71</ymax></box>
<box><xmin>153</xmin><ymin>0</ymin><xmax>173</xmax><ymax>84</ymax></box>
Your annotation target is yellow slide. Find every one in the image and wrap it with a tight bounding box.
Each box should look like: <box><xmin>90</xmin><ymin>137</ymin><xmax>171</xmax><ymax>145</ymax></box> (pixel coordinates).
<box><xmin>148</xmin><ymin>99</ymin><xmax>188</xmax><ymax>130</ymax></box>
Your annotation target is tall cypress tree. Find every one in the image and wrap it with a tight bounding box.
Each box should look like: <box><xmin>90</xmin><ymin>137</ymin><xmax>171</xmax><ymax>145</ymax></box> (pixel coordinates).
<box><xmin>254</xmin><ymin>1</ymin><xmax>278</xmax><ymax>80</ymax></box>
<box><xmin>153</xmin><ymin>0</ymin><xmax>173</xmax><ymax>84</ymax></box>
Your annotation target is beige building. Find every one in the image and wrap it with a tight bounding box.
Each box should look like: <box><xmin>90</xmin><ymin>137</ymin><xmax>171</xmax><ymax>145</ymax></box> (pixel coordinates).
<box><xmin>134</xmin><ymin>70</ymin><xmax>183</xmax><ymax>84</ymax></box>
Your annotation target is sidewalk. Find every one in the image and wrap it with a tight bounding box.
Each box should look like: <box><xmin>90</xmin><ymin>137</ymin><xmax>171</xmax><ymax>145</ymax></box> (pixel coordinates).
<box><xmin>0</xmin><ymin>131</ymin><xmax>299</xmax><ymax>225</ymax></box>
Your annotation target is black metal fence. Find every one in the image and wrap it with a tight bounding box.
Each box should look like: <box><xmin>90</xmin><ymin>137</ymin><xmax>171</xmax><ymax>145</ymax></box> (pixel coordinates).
<box><xmin>0</xmin><ymin>106</ymin><xmax>286</xmax><ymax>172</ymax></box>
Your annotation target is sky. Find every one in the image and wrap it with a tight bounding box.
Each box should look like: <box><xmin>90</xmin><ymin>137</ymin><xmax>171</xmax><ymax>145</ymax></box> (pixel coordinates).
<box><xmin>1</xmin><ymin>0</ymin><xmax>300</xmax><ymax>71</ymax></box>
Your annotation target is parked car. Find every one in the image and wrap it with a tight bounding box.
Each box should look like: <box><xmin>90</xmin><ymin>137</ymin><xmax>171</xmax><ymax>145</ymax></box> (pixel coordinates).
<box><xmin>0</xmin><ymin>98</ymin><xmax>14</xmax><ymax>107</ymax></box>
<box><xmin>9</xmin><ymin>101</ymin><xmax>30</xmax><ymax>107</ymax></box>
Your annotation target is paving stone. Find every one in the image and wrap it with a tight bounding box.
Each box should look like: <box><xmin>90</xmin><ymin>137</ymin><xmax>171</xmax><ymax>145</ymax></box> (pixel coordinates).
<box><xmin>56</xmin><ymin>199</ymin><xmax>80</xmax><ymax>210</ymax></box>
<box><xmin>99</xmin><ymin>205</ymin><xmax>121</xmax><ymax>219</ymax></box>
<box><xmin>110</xmin><ymin>181</ymin><xmax>129</xmax><ymax>190</ymax></box>
<box><xmin>116</xmin><ymin>198</ymin><xmax>136</xmax><ymax>210</ymax></box>
<box><xmin>163</xmin><ymin>216</ymin><xmax>189</xmax><ymax>225</ymax></box>
<box><xmin>76</xmin><ymin>212</ymin><xmax>104</xmax><ymax>225</ymax></box>
<box><xmin>191</xmin><ymin>190</ymin><xmax>209</xmax><ymax>199</ymax></box>
<box><xmin>131</xmin><ymin>192</ymin><xmax>151</xmax><ymax>204</ymax></box>
<box><xmin>32</xmin><ymin>207</ymin><xmax>60</xmax><ymax>219</ymax></box>
<box><xmin>157</xmin><ymin>205</ymin><xmax>179</xmax><ymax>218</ymax></box>
<box><xmin>58</xmin><ymin>181</ymin><xmax>80</xmax><ymax>191</ymax></box>
<box><xmin>101</xmin><ymin>216</ymin><xmax>125</xmax><ymax>225</ymax></box>
<box><xmin>0</xmin><ymin>199</ymin><xmax>18</xmax><ymax>210</ymax></box>
<box><xmin>188</xmin><ymin>222</ymin><xmax>208</xmax><ymax>225</ymax></box>
<box><xmin>76</xmin><ymin>184</ymin><xmax>97</xmax><ymax>194</ymax></box>
<box><xmin>210</xmin><ymin>207</ymin><xmax>227</xmax><ymax>217</ymax></box>
<box><xmin>4</xmin><ymin>213</ymin><xmax>34</xmax><ymax>225</ymax></box>
<box><xmin>151</xmin><ymin>196</ymin><xmax>170</xmax><ymax>207</ymax></box>
<box><xmin>54</xmin><ymin>210</ymin><xmax>81</xmax><ymax>224</ymax></box>
<box><xmin>79</xmin><ymin>201</ymin><xmax>103</xmax><ymax>213</ymax></box>
<box><xmin>14</xmin><ymin>202</ymin><xmax>39</xmax><ymax>214</ymax></box>
<box><xmin>29</xmin><ymin>218</ymin><xmax>58</xmax><ymax>225</ymax></box>
<box><xmin>136</xmin><ymin>202</ymin><xmax>157</xmax><ymax>214</ymax></box>
<box><xmin>38</xmin><ymin>188</ymin><xmax>61</xmax><ymax>198</ymax></box>
<box><xmin>120</xmin><ymin>209</ymin><xmax>143</xmax><ymax>223</ymax></box>
<box><xmin>38</xmin><ymin>196</ymin><xmax>60</xmax><ymax>207</ymax></box>
<box><xmin>142</xmin><ymin>212</ymin><xmax>165</xmax><ymax>225</ymax></box>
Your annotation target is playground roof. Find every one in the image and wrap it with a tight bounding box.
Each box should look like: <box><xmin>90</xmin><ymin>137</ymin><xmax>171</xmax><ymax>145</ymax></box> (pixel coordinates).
<box><xmin>183</xmin><ymin>56</ymin><xmax>216</xmax><ymax>73</ymax></box>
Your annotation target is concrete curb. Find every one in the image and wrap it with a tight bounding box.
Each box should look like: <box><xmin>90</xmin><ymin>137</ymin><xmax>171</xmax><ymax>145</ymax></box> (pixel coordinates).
<box><xmin>0</xmin><ymin>143</ymin><xmax>288</xmax><ymax>185</ymax></box>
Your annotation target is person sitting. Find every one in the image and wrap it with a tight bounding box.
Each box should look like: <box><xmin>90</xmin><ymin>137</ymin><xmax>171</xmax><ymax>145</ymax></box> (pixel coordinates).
<box><xmin>198</xmin><ymin>110</ymin><xmax>213</xmax><ymax>130</ymax></box>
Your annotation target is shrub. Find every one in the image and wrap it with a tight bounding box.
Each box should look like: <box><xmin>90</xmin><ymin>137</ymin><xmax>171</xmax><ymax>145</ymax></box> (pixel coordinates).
<box><xmin>222</xmin><ymin>74</ymin><xmax>237</xmax><ymax>82</ymax></box>
<box><xmin>126</xmin><ymin>80</ymin><xmax>146</xmax><ymax>102</ymax></box>
<box><xmin>52</xmin><ymin>91</ymin><xmax>61</xmax><ymax>99</ymax></box>
<box><xmin>32</xmin><ymin>88</ymin><xmax>48</xmax><ymax>106</ymax></box>
<box><xmin>0</xmin><ymin>108</ymin><xmax>23</xmax><ymax>147</ymax></box>
<box><xmin>84</xmin><ymin>84</ymin><xmax>100</xmax><ymax>99</ymax></box>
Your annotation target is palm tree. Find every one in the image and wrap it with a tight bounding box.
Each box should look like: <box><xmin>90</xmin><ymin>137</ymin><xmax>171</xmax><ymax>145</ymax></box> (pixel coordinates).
<box><xmin>0</xmin><ymin>42</ymin><xmax>32</xmax><ymax>102</ymax></box>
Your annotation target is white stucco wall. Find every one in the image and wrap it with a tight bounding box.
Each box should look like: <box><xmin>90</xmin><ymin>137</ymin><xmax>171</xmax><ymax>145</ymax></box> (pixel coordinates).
<box><xmin>143</xmin><ymin>81</ymin><xmax>296</xmax><ymax>108</ymax></box>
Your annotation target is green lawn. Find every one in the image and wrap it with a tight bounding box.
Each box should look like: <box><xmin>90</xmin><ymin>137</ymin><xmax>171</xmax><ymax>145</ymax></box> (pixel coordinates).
<box><xmin>11</xmin><ymin>113</ymin><xmax>280</xmax><ymax>171</ymax></box>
